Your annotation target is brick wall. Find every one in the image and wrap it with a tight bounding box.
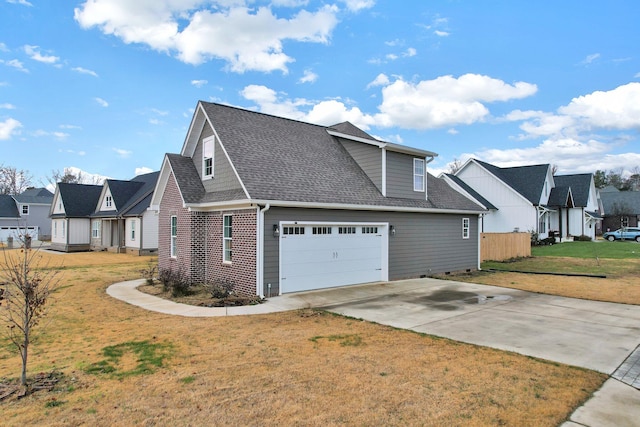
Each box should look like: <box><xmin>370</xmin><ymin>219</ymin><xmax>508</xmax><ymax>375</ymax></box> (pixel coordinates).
<box><xmin>158</xmin><ymin>172</ymin><xmax>258</xmax><ymax>295</ymax></box>
<box><xmin>158</xmin><ymin>173</ymin><xmax>192</xmax><ymax>276</ymax></box>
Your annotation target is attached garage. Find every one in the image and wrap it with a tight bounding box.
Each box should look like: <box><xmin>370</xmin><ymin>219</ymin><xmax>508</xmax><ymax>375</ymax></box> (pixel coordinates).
<box><xmin>0</xmin><ymin>226</ymin><xmax>39</xmax><ymax>242</ymax></box>
<box><xmin>279</xmin><ymin>222</ymin><xmax>389</xmax><ymax>293</ymax></box>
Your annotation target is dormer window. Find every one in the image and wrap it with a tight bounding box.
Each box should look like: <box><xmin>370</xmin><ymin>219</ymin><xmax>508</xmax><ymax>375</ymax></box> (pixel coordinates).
<box><xmin>203</xmin><ymin>136</ymin><xmax>214</xmax><ymax>179</ymax></box>
<box><xmin>106</xmin><ymin>196</ymin><xmax>112</xmax><ymax>208</ymax></box>
<box><xmin>413</xmin><ymin>158</ymin><xmax>425</xmax><ymax>192</ymax></box>
<box><xmin>21</xmin><ymin>205</ymin><xmax>29</xmax><ymax>215</ymax></box>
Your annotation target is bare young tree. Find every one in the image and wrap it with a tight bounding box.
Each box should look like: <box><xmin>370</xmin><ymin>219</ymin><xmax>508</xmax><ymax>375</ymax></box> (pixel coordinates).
<box><xmin>448</xmin><ymin>158</ymin><xmax>463</xmax><ymax>175</ymax></box>
<box><xmin>0</xmin><ymin>164</ymin><xmax>33</xmax><ymax>195</ymax></box>
<box><xmin>1</xmin><ymin>233</ymin><xmax>59</xmax><ymax>390</ymax></box>
<box><xmin>46</xmin><ymin>167</ymin><xmax>104</xmax><ymax>187</ymax></box>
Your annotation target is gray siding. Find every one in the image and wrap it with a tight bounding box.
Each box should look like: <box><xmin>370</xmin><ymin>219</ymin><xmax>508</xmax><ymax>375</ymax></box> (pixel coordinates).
<box><xmin>193</xmin><ymin>123</ymin><xmax>243</xmax><ymax>193</ymax></box>
<box><xmin>337</xmin><ymin>138</ymin><xmax>382</xmax><ymax>191</ymax></box>
<box><xmin>263</xmin><ymin>207</ymin><xmax>478</xmax><ymax>295</ymax></box>
<box><xmin>386</xmin><ymin>151</ymin><xmax>425</xmax><ymax>200</ymax></box>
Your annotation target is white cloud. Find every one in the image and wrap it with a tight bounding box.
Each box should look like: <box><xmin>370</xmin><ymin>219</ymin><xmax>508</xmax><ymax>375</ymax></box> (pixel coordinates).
<box><xmin>366</xmin><ymin>73</ymin><xmax>389</xmax><ymax>89</ymax></box>
<box><xmin>6</xmin><ymin>0</ymin><xmax>33</xmax><ymax>6</ymax></box>
<box><xmin>95</xmin><ymin>97</ymin><xmax>109</xmax><ymax>107</ymax></box>
<box><xmin>0</xmin><ymin>117</ymin><xmax>22</xmax><ymax>140</ymax></box>
<box><xmin>23</xmin><ymin>45</ymin><xmax>60</xmax><ymax>64</ymax></box>
<box><xmin>72</xmin><ymin>66</ymin><xmax>99</xmax><ymax>77</ymax></box>
<box><xmin>434</xmin><ymin>30</ymin><xmax>449</xmax><ymax>37</ymax></box>
<box><xmin>299</xmin><ymin>69</ymin><xmax>318</xmax><ymax>84</ymax></box>
<box><xmin>580</xmin><ymin>53</ymin><xmax>600</xmax><ymax>65</ymax></box>
<box><xmin>151</xmin><ymin>108</ymin><xmax>168</xmax><ymax>116</ymax></box>
<box><xmin>113</xmin><ymin>148</ymin><xmax>132</xmax><ymax>158</ymax></box>
<box><xmin>135</xmin><ymin>166</ymin><xmax>154</xmax><ymax>175</ymax></box>
<box><xmin>0</xmin><ymin>42</ymin><xmax>8</xmax><ymax>52</ymax></box>
<box><xmin>31</xmin><ymin>129</ymin><xmax>70</xmax><ymax>140</ymax></box>
<box><xmin>191</xmin><ymin>79</ymin><xmax>208</xmax><ymax>87</ymax></box>
<box><xmin>0</xmin><ymin>103</ymin><xmax>16</xmax><ymax>109</ymax></box>
<box><xmin>1</xmin><ymin>59</ymin><xmax>29</xmax><ymax>73</ymax></box>
<box><xmin>447</xmin><ymin>128</ymin><xmax>459</xmax><ymax>135</ymax></box>
<box><xmin>74</xmin><ymin>1</ymin><xmax>340</xmax><ymax>73</ymax></box>
<box><xmin>59</xmin><ymin>124</ymin><xmax>82</xmax><ymax>129</ymax></box>
<box><xmin>341</xmin><ymin>0</ymin><xmax>375</xmax><ymax>12</ymax></box>
<box><xmin>635</xmin><ymin>72</ymin><xmax>640</xmax><ymax>78</ymax></box>
<box><xmin>403</xmin><ymin>47</ymin><xmax>416</xmax><ymax>57</ymax></box>
<box><xmin>375</xmin><ymin>74</ymin><xmax>538</xmax><ymax>129</ymax></box>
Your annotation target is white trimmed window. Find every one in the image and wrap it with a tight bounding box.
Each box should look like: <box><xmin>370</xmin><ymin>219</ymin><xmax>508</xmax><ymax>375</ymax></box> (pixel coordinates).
<box><xmin>21</xmin><ymin>205</ymin><xmax>29</xmax><ymax>215</ymax></box>
<box><xmin>131</xmin><ymin>221</ymin><xmax>136</xmax><ymax>241</ymax></box>
<box><xmin>105</xmin><ymin>196</ymin><xmax>113</xmax><ymax>208</ymax></box>
<box><xmin>414</xmin><ymin>158</ymin><xmax>425</xmax><ymax>192</ymax></box>
<box><xmin>462</xmin><ymin>218</ymin><xmax>470</xmax><ymax>239</ymax></box>
<box><xmin>203</xmin><ymin>136</ymin><xmax>214</xmax><ymax>179</ymax></box>
<box><xmin>362</xmin><ymin>226</ymin><xmax>378</xmax><ymax>234</ymax></box>
<box><xmin>92</xmin><ymin>220</ymin><xmax>101</xmax><ymax>238</ymax></box>
<box><xmin>223</xmin><ymin>214</ymin><xmax>232</xmax><ymax>262</ymax></box>
<box><xmin>170</xmin><ymin>216</ymin><xmax>177</xmax><ymax>258</ymax></box>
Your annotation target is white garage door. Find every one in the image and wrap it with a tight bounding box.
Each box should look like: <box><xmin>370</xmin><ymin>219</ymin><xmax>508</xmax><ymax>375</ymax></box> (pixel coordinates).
<box><xmin>279</xmin><ymin>222</ymin><xmax>388</xmax><ymax>293</ymax></box>
<box><xmin>0</xmin><ymin>226</ymin><xmax>39</xmax><ymax>242</ymax></box>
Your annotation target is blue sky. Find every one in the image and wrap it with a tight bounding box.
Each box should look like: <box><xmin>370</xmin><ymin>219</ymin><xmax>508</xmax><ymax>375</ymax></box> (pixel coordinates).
<box><xmin>1</xmin><ymin>0</ymin><xmax>639</xmax><ymax>186</ymax></box>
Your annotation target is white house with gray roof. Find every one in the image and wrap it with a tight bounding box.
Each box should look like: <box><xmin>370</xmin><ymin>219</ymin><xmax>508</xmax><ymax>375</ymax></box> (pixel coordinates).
<box><xmin>443</xmin><ymin>159</ymin><xmax>600</xmax><ymax>240</ymax></box>
<box><xmin>151</xmin><ymin>102</ymin><xmax>486</xmax><ymax>297</ymax></box>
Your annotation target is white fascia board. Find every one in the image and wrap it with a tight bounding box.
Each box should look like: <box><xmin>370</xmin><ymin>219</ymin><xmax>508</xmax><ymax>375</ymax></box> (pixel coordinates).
<box><xmin>186</xmin><ymin>199</ymin><xmax>485</xmax><ymax>215</ymax></box>
<box><xmin>326</xmin><ymin>129</ymin><xmax>438</xmax><ymax>158</ymax></box>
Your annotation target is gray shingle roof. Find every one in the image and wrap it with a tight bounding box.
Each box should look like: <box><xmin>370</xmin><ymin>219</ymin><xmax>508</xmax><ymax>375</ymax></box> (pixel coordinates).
<box><xmin>175</xmin><ymin>101</ymin><xmax>482</xmax><ymax>211</ymax></box>
<box><xmin>52</xmin><ymin>184</ymin><xmax>103</xmax><ymax>217</ymax></box>
<box><xmin>328</xmin><ymin>121</ymin><xmax>377</xmax><ymax>141</ymax></box>
<box><xmin>554</xmin><ymin>174</ymin><xmax>592</xmax><ymax>207</ymax></box>
<box><xmin>13</xmin><ymin>188</ymin><xmax>54</xmax><ymax>204</ymax></box>
<box><xmin>601</xmin><ymin>191</ymin><xmax>640</xmax><ymax>215</ymax></box>
<box><xmin>93</xmin><ymin>171</ymin><xmax>159</xmax><ymax>217</ymax></box>
<box><xmin>0</xmin><ymin>195</ymin><xmax>20</xmax><ymax>218</ymax></box>
<box><xmin>185</xmin><ymin>102</ymin><xmax>482</xmax><ymax>212</ymax></box>
<box><xmin>475</xmin><ymin>160</ymin><xmax>549</xmax><ymax>205</ymax></box>
<box><xmin>547</xmin><ymin>186</ymin><xmax>572</xmax><ymax>207</ymax></box>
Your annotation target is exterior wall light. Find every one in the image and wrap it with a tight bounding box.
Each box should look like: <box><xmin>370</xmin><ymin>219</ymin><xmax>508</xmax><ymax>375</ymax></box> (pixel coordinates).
<box><xmin>390</xmin><ymin>225</ymin><xmax>396</xmax><ymax>236</ymax></box>
<box><xmin>273</xmin><ymin>224</ymin><xmax>280</xmax><ymax>238</ymax></box>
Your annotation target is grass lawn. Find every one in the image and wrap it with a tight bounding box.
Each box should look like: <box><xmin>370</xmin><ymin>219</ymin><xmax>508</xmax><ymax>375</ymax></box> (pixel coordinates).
<box><xmin>0</xmin><ymin>249</ymin><xmax>606</xmax><ymax>426</ymax></box>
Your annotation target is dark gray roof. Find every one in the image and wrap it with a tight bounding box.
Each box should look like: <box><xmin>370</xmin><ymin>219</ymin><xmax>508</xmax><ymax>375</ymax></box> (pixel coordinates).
<box><xmin>554</xmin><ymin>174</ymin><xmax>592</xmax><ymax>207</ymax></box>
<box><xmin>0</xmin><ymin>195</ymin><xmax>20</xmax><ymax>218</ymax></box>
<box><xmin>445</xmin><ymin>174</ymin><xmax>497</xmax><ymax>210</ymax></box>
<box><xmin>328</xmin><ymin>121</ymin><xmax>377</xmax><ymax>141</ymax></box>
<box><xmin>13</xmin><ymin>187</ymin><xmax>54</xmax><ymax>204</ymax></box>
<box><xmin>94</xmin><ymin>171</ymin><xmax>159</xmax><ymax>217</ymax></box>
<box><xmin>475</xmin><ymin>160</ymin><xmax>549</xmax><ymax>205</ymax></box>
<box><xmin>600</xmin><ymin>191</ymin><xmax>640</xmax><ymax>215</ymax></box>
<box><xmin>547</xmin><ymin>186</ymin><xmax>573</xmax><ymax>207</ymax></box>
<box><xmin>182</xmin><ymin>102</ymin><xmax>483</xmax><ymax>212</ymax></box>
<box><xmin>53</xmin><ymin>184</ymin><xmax>103</xmax><ymax>217</ymax></box>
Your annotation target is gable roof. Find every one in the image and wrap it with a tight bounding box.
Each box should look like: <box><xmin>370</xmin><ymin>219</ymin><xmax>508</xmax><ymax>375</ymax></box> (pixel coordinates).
<box><xmin>0</xmin><ymin>194</ymin><xmax>20</xmax><ymax>219</ymax></box>
<box><xmin>473</xmin><ymin>160</ymin><xmax>550</xmax><ymax>205</ymax></box>
<box><xmin>443</xmin><ymin>174</ymin><xmax>498</xmax><ymax>210</ymax></box>
<box><xmin>53</xmin><ymin>184</ymin><xmax>103</xmax><ymax>217</ymax></box>
<box><xmin>94</xmin><ymin>171</ymin><xmax>160</xmax><ymax>217</ymax></box>
<box><xmin>13</xmin><ymin>187</ymin><xmax>54</xmax><ymax>204</ymax></box>
<box><xmin>553</xmin><ymin>174</ymin><xmax>592</xmax><ymax>207</ymax></box>
<box><xmin>547</xmin><ymin>186</ymin><xmax>573</xmax><ymax>208</ymax></box>
<box><xmin>328</xmin><ymin>121</ymin><xmax>377</xmax><ymax>141</ymax></box>
<box><xmin>600</xmin><ymin>191</ymin><xmax>640</xmax><ymax>215</ymax></box>
<box><xmin>168</xmin><ymin>102</ymin><xmax>482</xmax><ymax>213</ymax></box>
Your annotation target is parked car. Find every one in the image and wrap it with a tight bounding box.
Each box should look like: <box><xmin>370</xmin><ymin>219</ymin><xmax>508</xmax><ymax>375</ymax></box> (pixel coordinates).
<box><xmin>602</xmin><ymin>227</ymin><xmax>640</xmax><ymax>242</ymax></box>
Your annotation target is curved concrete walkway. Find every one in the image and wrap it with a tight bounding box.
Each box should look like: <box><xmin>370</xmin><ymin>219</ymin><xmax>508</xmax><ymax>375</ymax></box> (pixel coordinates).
<box><xmin>107</xmin><ymin>278</ymin><xmax>640</xmax><ymax>426</ymax></box>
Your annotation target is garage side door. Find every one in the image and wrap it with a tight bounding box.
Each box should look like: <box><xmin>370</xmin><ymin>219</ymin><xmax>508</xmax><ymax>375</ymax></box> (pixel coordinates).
<box><xmin>280</xmin><ymin>223</ymin><xmax>388</xmax><ymax>293</ymax></box>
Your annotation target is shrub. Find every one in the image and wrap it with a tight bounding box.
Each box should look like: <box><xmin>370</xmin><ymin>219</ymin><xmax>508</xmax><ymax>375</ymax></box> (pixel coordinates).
<box><xmin>139</xmin><ymin>258</ymin><xmax>158</xmax><ymax>285</ymax></box>
<box><xmin>158</xmin><ymin>268</ymin><xmax>191</xmax><ymax>297</ymax></box>
<box><xmin>574</xmin><ymin>235</ymin><xmax>592</xmax><ymax>242</ymax></box>
<box><xmin>207</xmin><ymin>279</ymin><xmax>235</xmax><ymax>299</ymax></box>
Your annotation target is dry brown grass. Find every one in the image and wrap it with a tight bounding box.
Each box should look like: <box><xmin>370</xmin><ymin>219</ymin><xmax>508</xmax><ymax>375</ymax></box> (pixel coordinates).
<box><xmin>450</xmin><ymin>257</ymin><xmax>640</xmax><ymax>305</ymax></box>
<box><xmin>1</xmin><ymin>249</ymin><xmax>606</xmax><ymax>426</ymax></box>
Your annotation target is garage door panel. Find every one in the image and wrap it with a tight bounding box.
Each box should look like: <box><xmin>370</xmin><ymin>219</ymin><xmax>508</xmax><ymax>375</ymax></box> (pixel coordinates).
<box><xmin>280</xmin><ymin>223</ymin><xmax>387</xmax><ymax>293</ymax></box>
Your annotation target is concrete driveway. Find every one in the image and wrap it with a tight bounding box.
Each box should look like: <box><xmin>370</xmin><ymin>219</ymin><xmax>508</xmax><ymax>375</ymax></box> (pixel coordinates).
<box><xmin>291</xmin><ymin>278</ymin><xmax>640</xmax><ymax>375</ymax></box>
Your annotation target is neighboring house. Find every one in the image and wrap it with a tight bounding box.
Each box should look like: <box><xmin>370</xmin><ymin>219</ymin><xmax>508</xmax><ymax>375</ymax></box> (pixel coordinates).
<box><xmin>90</xmin><ymin>172</ymin><xmax>159</xmax><ymax>255</ymax></box>
<box><xmin>0</xmin><ymin>188</ymin><xmax>53</xmax><ymax>243</ymax></box>
<box><xmin>50</xmin><ymin>173</ymin><xmax>159</xmax><ymax>254</ymax></box>
<box><xmin>600</xmin><ymin>188</ymin><xmax>640</xmax><ymax>232</ymax></box>
<box><xmin>443</xmin><ymin>159</ymin><xmax>601</xmax><ymax>240</ymax></box>
<box><xmin>150</xmin><ymin>101</ymin><xmax>485</xmax><ymax>297</ymax></box>
<box><xmin>50</xmin><ymin>184</ymin><xmax>103</xmax><ymax>252</ymax></box>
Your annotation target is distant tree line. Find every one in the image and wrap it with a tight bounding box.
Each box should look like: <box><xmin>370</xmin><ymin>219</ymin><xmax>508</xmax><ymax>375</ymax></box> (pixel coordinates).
<box><xmin>0</xmin><ymin>164</ymin><xmax>103</xmax><ymax>195</ymax></box>
<box><xmin>594</xmin><ymin>168</ymin><xmax>640</xmax><ymax>191</ymax></box>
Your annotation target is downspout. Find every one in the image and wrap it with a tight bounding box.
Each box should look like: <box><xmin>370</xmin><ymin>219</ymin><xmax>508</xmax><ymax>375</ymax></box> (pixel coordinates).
<box><xmin>257</xmin><ymin>203</ymin><xmax>271</xmax><ymax>298</ymax></box>
<box><xmin>425</xmin><ymin>155</ymin><xmax>435</xmax><ymax>200</ymax></box>
<box><xmin>478</xmin><ymin>214</ymin><xmax>484</xmax><ymax>271</ymax></box>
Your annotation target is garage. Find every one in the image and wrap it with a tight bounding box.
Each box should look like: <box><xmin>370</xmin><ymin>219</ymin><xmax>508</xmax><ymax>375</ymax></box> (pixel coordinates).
<box><xmin>0</xmin><ymin>226</ymin><xmax>39</xmax><ymax>243</ymax></box>
<box><xmin>279</xmin><ymin>222</ymin><xmax>389</xmax><ymax>293</ymax></box>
